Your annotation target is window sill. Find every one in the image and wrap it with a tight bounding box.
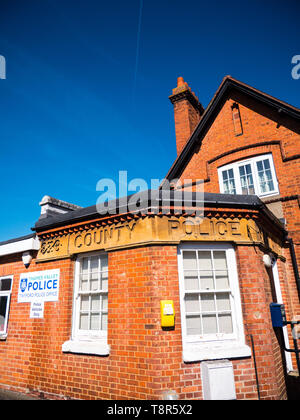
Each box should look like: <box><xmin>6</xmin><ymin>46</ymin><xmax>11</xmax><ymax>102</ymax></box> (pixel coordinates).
<box><xmin>183</xmin><ymin>342</ymin><xmax>251</xmax><ymax>362</ymax></box>
<box><xmin>62</xmin><ymin>339</ymin><xmax>110</xmax><ymax>356</ymax></box>
<box><xmin>0</xmin><ymin>333</ymin><xmax>7</xmax><ymax>341</ymax></box>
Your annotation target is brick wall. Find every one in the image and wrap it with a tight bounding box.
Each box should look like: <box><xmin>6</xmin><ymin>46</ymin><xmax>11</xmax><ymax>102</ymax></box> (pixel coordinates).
<box><xmin>0</xmin><ymin>243</ymin><xmax>290</xmax><ymax>399</ymax></box>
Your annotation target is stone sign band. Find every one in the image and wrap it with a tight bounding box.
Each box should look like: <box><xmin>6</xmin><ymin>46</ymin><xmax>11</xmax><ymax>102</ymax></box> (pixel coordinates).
<box><xmin>36</xmin><ymin>215</ymin><xmax>281</xmax><ymax>262</ymax></box>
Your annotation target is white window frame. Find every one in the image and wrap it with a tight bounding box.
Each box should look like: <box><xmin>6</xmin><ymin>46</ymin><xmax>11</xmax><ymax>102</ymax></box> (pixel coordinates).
<box><xmin>178</xmin><ymin>243</ymin><xmax>250</xmax><ymax>362</ymax></box>
<box><xmin>0</xmin><ymin>275</ymin><xmax>13</xmax><ymax>339</ymax></box>
<box><xmin>62</xmin><ymin>252</ymin><xmax>110</xmax><ymax>356</ymax></box>
<box><xmin>218</xmin><ymin>153</ymin><xmax>279</xmax><ymax>198</ymax></box>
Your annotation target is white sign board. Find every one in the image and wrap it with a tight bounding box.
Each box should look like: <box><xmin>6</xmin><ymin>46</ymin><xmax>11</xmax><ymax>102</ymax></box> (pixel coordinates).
<box><xmin>18</xmin><ymin>269</ymin><xmax>60</xmax><ymax>303</ymax></box>
<box><xmin>30</xmin><ymin>301</ymin><xmax>44</xmax><ymax>319</ymax></box>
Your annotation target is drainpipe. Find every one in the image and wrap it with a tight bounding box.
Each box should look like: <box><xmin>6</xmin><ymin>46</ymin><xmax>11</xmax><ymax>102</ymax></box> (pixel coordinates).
<box><xmin>286</xmin><ymin>237</ymin><xmax>300</xmax><ymax>301</ymax></box>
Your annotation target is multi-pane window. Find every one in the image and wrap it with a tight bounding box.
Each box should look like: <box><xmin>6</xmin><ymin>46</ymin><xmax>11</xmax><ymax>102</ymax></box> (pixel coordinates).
<box><xmin>182</xmin><ymin>249</ymin><xmax>233</xmax><ymax>338</ymax></box>
<box><xmin>75</xmin><ymin>254</ymin><xmax>108</xmax><ymax>337</ymax></box>
<box><xmin>256</xmin><ymin>158</ymin><xmax>274</xmax><ymax>193</ymax></box>
<box><xmin>238</xmin><ymin>163</ymin><xmax>255</xmax><ymax>195</ymax></box>
<box><xmin>218</xmin><ymin>154</ymin><xmax>279</xmax><ymax>198</ymax></box>
<box><xmin>179</xmin><ymin>244</ymin><xmax>250</xmax><ymax>361</ymax></box>
<box><xmin>221</xmin><ymin>168</ymin><xmax>236</xmax><ymax>194</ymax></box>
<box><xmin>0</xmin><ymin>276</ymin><xmax>13</xmax><ymax>336</ymax></box>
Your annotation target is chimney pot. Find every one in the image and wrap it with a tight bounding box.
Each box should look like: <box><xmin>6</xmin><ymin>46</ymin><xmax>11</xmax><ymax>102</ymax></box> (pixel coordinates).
<box><xmin>177</xmin><ymin>77</ymin><xmax>185</xmax><ymax>87</ymax></box>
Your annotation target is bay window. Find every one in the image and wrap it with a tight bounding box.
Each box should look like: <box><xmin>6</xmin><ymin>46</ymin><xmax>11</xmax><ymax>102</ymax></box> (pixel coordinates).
<box><xmin>218</xmin><ymin>154</ymin><xmax>279</xmax><ymax>198</ymax></box>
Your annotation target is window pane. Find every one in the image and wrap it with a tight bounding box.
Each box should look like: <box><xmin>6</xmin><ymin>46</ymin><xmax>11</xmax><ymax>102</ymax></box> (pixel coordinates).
<box><xmin>79</xmin><ymin>313</ymin><xmax>89</xmax><ymax>330</ymax></box>
<box><xmin>215</xmin><ymin>271</ymin><xmax>229</xmax><ymax>289</ymax></box>
<box><xmin>183</xmin><ymin>251</ymin><xmax>197</xmax><ymax>270</ymax></box>
<box><xmin>202</xmin><ymin>314</ymin><xmax>217</xmax><ymax>334</ymax></box>
<box><xmin>101</xmin><ymin>271</ymin><xmax>108</xmax><ymax>291</ymax></box>
<box><xmin>90</xmin><ymin>313</ymin><xmax>100</xmax><ymax>330</ymax></box>
<box><xmin>185</xmin><ymin>294</ymin><xmax>199</xmax><ymax>313</ymax></box>
<box><xmin>257</xmin><ymin>161</ymin><xmax>263</xmax><ymax>171</ymax></box>
<box><xmin>239</xmin><ymin>164</ymin><xmax>254</xmax><ymax>195</ymax></box>
<box><xmin>198</xmin><ymin>251</ymin><xmax>212</xmax><ymax>270</ymax></box>
<box><xmin>213</xmin><ymin>251</ymin><xmax>227</xmax><ymax>270</ymax></box>
<box><xmin>0</xmin><ymin>296</ymin><xmax>8</xmax><ymax>332</ymax></box>
<box><xmin>222</xmin><ymin>170</ymin><xmax>236</xmax><ymax>194</ymax></box>
<box><xmin>216</xmin><ymin>293</ymin><xmax>231</xmax><ymax>311</ymax></box>
<box><xmin>265</xmin><ymin>169</ymin><xmax>272</xmax><ymax>180</ymax></box>
<box><xmin>101</xmin><ymin>313</ymin><xmax>108</xmax><ymax>331</ymax></box>
<box><xmin>90</xmin><ymin>272</ymin><xmax>99</xmax><ymax>291</ymax></box>
<box><xmin>184</xmin><ymin>271</ymin><xmax>199</xmax><ymax>290</ymax></box>
<box><xmin>80</xmin><ymin>274</ymin><xmax>89</xmax><ymax>291</ymax></box>
<box><xmin>91</xmin><ymin>295</ymin><xmax>100</xmax><ymax>311</ymax></box>
<box><xmin>90</xmin><ymin>257</ymin><xmax>99</xmax><ymax>272</ymax></box>
<box><xmin>100</xmin><ymin>255</ymin><xmax>108</xmax><ymax>271</ymax></box>
<box><xmin>245</xmin><ymin>164</ymin><xmax>252</xmax><ymax>174</ymax></box>
<box><xmin>80</xmin><ymin>295</ymin><xmax>89</xmax><ymax>311</ymax></box>
<box><xmin>0</xmin><ymin>278</ymin><xmax>11</xmax><ymax>291</ymax></box>
<box><xmin>81</xmin><ymin>258</ymin><xmax>89</xmax><ymax>274</ymax></box>
<box><xmin>219</xmin><ymin>314</ymin><xmax>233</xmax><ymax>334</ymax></box>
<box><xmin>186</xmin><ymin>315</ymin><xmax>201</xmax><ymax>335</ymax></box>
<box><xmin>267</xmin><ymin>180</ymin><xmax>274</xmax><ymax>191</ymax></box>
<box><xmin>200</xmin><ymin>271</ymin><xmax>214</xmax><ymax>290</ymax></box>
<box><xmin>102</xmin><ymin>295</ymin><xmax>108</xmax><ymax>311</ymax></box>
<box><xmin>256</xmin><ymin>159</ymin><xmax>275</xmax><ymax>194</ymax></box>
<box><xmin>201</xmin><ymin>293</ymin><xmax>215</xmax><ymax>312</ymax></box>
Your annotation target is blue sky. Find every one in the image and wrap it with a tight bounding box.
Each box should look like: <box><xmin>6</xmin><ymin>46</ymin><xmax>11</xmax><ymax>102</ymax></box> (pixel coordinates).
<box><xmin>0</xmin><ymin>0</ymin><xmax>299</xmax><ymax>240</ymax></box>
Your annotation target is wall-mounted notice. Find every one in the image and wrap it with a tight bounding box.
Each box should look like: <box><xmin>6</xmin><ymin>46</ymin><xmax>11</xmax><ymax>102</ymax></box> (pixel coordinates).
<box><xmin>30</xmin><ymin>301</ymin><xmax>44</xmax><ymax>319</ymax></box>
<box><xmin>18</xmin><ymin>269</ymin><xmax>60</xmax><ymax>303</ymax></box>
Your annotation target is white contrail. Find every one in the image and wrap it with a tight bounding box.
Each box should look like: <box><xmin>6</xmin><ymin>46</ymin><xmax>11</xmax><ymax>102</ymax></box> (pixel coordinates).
<box><xmin>132</xmin><ymin>0</ymin><xmax>143</xmax><ymax>106</ymax></box>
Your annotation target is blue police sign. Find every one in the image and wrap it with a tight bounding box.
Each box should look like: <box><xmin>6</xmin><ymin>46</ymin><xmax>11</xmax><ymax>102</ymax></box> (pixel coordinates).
<box><xmin>18</xmin><ymin>269</ymin><xmax>60</xmax><ymax>303</ymax></box>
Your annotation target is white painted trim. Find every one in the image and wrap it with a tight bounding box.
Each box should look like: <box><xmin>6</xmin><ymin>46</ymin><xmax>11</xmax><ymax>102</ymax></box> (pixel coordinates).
<box><xmin>0</xmin><ymin>237</ymin><xmax>40</xmax><ymax>257</ymax></box>
<box><xmin>62</xmin><ymin>339</ymin><xmax>110</xmax><ymax>356</ymax></box>
<box><xmin>184</xmin><ymin>343</ymin><xmax>251</xmax><ymax>362</ymax></box>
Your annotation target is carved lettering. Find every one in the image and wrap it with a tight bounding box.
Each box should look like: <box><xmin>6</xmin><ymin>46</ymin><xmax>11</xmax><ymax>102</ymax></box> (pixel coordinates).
<box><xmin>168</xmin><ymin>219</ymin><xmax>180</xmax><ymax>234</ymax></box>
<box><xmin>216</xmin><ymin>221</ymin><xmax>227</xmax><ymax>236</ymax></box>
<box><xmin>183</xmin><ymin>220</ymin><xmax>195</xmax><ymax>236</ymax></box>
<box><xmin>199</xmin><ymin>219</ymin><xmax>210</xmax><ymax>235</ymax></box>
<box><xmin>84</xmin><ymin>232</ymin><xmax>92</xmax><ymax>246</ymax></box>
<box><xmin>229</xmin><ymin>221</ymin><xmax>241</xmax><ymax>236</ymax></box>
<box><xmin>94</xmin><ymin>230</ymin><xmax>102</xmax><ymax>244</ymax></box>
<box><xmin>125</xmin><ymin>221</ymin><xmax>137</xmax><ymax>238</ymax></box>
<box><xmin>74</xmin><ymin>234</ymin><xmax>83</xmax><ymax>248</ymax></box>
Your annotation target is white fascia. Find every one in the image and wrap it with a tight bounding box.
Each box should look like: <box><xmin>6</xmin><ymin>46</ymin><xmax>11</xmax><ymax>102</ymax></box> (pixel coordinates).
<box><xmin>0</xmin><ymin>236</ymin><xmax>40</xmax><ymax>257</ymax></box>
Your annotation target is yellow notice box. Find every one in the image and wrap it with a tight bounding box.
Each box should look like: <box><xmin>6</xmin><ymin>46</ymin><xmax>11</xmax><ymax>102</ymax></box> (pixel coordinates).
<box><xmin>160</xmin><ymin>300</ymin><xmax>175</xmax><ymax>328</ymax></box>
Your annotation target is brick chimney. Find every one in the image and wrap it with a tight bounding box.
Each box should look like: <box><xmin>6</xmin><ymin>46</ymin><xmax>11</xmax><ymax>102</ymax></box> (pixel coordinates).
<box><xmin>169</xmin><ymin>77</ymin><xmax>204</xmax><ymax>156</ymax></box>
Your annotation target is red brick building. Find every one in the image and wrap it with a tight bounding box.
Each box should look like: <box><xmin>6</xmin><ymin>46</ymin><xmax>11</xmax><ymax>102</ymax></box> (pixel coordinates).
<box><xmin>0</xmin><ymin>76</ymin><xmax>299</xmax><ymax>400</ymax></box>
